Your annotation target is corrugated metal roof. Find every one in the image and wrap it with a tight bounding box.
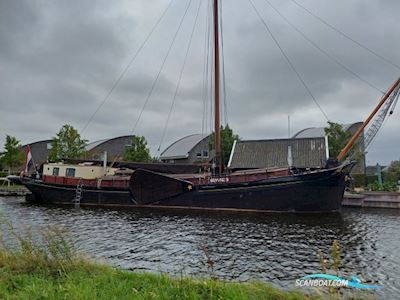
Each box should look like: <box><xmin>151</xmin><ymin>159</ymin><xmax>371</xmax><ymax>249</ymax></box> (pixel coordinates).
<box><xmin>161</xmin><ymin>134</ymin><xmax>209</xmax><ymax>159</ymax></box>
<box><xmin>229</xmin><ymin>137</ymin><xmax>327</xmax><ymax>169</ymax></box>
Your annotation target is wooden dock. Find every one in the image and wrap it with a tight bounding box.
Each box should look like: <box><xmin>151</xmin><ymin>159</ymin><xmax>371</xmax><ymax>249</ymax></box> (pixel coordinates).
<box><xmin>343</xmin><ymin>192</ymin><xmax>400</xmax><ymax>209</ymax></box>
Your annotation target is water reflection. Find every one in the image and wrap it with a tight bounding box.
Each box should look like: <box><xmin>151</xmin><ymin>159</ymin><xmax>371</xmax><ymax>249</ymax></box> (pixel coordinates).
<box><xmin>1</xmin><ymin>197</ymin><xmax>399</xmax><ymax>298</ymax></box>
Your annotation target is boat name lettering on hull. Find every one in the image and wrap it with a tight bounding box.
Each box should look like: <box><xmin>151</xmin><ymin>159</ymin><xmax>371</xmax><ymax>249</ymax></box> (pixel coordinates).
<box><xmin>209</xmin><ymin>177</ymin><xmax>230</xmax><ymax>183</ymax></box>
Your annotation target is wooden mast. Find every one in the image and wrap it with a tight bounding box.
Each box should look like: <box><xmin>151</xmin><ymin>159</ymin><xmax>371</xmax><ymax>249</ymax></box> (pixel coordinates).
<box><xmin>337</xmin><ymin>77</ymin><xmax>400</xmax><ymax>161</ymax></box>
<box><xmin>213</xmin><ymin>0</ymin><xmax>221</xmax><ymax>171</ymax></box>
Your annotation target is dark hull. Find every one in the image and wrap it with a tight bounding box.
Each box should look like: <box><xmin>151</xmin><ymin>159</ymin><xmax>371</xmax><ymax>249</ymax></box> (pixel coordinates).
<box><xmin>130</xmin><ymin>166</ymin><xmax>349</xmax><ymax>213</ymax></box>
<box><xmin>22</xmin><ymin>180</ymin><xmax>133</xmax><ymax>206</ymax></box>
<box><xmin>189</xmin><ymin>177</ymin><xmax>343</xmax><ymax>212</ymax></box>
<box><xmin>21</xmin><ymin>163</ymin><xmax>352</xmax><ymax>213</ymax></box>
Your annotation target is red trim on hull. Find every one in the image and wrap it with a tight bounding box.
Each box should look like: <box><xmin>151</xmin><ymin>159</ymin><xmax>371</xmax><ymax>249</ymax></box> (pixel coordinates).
<box><xmin>43</xmin><ymin>175</ymin><xmax>130</xmax><ymax>189</ymax></box>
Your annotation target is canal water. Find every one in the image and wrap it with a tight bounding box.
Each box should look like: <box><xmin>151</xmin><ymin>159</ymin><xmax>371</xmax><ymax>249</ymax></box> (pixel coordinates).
<box><xmin>1</xmin><ymin>196</ymin><xmax>399</xmax><ymax>298</ymax></box>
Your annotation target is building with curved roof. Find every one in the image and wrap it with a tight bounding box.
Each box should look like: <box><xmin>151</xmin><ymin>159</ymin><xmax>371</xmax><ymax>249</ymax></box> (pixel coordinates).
<box><xmin>160</xmin><ymin>134</ymin><xmax>212</xmax><ymax>164</ymax></box>
<box><xmin>1</xmin><ymin>136</ymin><xmax>136</xmax><ymax>172</ymax></box>
<box><xmin>86</xmin><ymin>135</ymin><xmax>134</xmax><ymax>161</ymax></box>
<box><xmin>0</xmin><ymin>139</ymin><xmax>53</xmax><ymax>172</ymax></box>
<box><xmin>22</xmin><ymin>140</ymin><xmax>53</xmax><ymax>167</ymax></box>
<box><xmin>292</xmin><ymin>122</ymin><xmax>363</xmax><ymax>139</ymax></box>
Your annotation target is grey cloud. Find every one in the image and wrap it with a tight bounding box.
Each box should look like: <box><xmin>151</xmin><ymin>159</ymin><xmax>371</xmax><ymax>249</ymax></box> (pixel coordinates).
<box><xmin>0</xmin><ymin>0</ymin><xmax>399</xmax><ymax>165</ymax></box>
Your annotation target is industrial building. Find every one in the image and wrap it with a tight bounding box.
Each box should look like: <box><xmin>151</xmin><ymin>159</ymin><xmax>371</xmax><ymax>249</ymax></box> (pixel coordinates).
<box><xmin>0</xmin><ymin>140</ymin><xmax>53</xmax><ymax>172</ymax></box>
<box><xmin>292</xmin><ymin>122</ymin><xmax>363</xmax><ymax>139</ymax></box>
<box><xmin>86</xmin><ymin>135</ymin><xmax>134</xmax><ymax>161</ymax></box>
<box><xmin>162</xmin><ymin>122</ymin><xmax>365</xmax><ymax>172</ymax></box>
<box><xmin>160</xmin><ymin>134</ymin><xmax>212</xmax><ymax>164</ymax></box>
<box><xmin>228</xmin><ymin>137</ymin><xmax>328</xmax><ymax>170</ymax></box>
<box><xmin>22</xmin><ymin>140</ymin><xmax>53</xmax><ymax>167</ymax></box>
<box><xmin>292</xmin><ymin>122</ymin><xmax>365</xmax><ymax>174</ymax></box>
<box><xmin>4</xmin><ymin>121</ymin><xmax>364</xmax><ymax>174</ymax></box>
<box><xmin>2</xmin><ymin>135</ymin><xmax>136</xmax><ymax>170</ymax></box>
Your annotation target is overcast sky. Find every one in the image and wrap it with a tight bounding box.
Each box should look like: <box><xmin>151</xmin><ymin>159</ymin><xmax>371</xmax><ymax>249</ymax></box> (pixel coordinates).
<box><xmin>0</xmin><ymin>0</ymin><xmax>399</xmax><ymax>165</ymax></box>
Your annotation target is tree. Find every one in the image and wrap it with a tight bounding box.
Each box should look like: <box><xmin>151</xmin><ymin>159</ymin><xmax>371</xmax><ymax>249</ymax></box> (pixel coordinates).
<box><xmin>384</xmin><ymin>160</ymin><xmax>400</xmax><ymax>183</ymax></box>
<box><xmin>123</xmin><ymin>136</ymin><xmax>151</xmax><ymax>163</ymax></box>
<box><xmin>324</xmin><ymin>122</ymin><xmax>352</xmax><ymax>158</ymax></box>
<box><xmin>209</xmin><ymin>124</ymin><xmax>240</xmax><ymax>166</ymax></box>
<box><xmin>49</xmin><ymin>125</ymin><xmax>88</xmax><ymax>162</ymax></box>
<box><xmin>1</xmin><ymin>135</ymin><xmax>25</xmax><ymax>173</ymax></box>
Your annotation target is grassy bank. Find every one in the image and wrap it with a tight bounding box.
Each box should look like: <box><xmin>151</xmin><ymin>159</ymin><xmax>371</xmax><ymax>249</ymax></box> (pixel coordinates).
<box><xmin>0</xmin><ymin>226</ymin><xmax>316</xmax><ymax>300</ymax></box>
<box><xmin>0</xmin><ymin>256</ymin><xmax>315</xmax><ymax>299</ymax></box>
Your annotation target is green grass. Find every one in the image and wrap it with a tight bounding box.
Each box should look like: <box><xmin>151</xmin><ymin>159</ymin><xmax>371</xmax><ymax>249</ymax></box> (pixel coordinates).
<box><xmin>0</xmin><ymin>261</ymin><xmax>317</xmax><ymax>300</ymax></box>
<box><xmin>0</xmin><ymin>225</ymin><xmax>317</xmax><ymax>300</ymax></box>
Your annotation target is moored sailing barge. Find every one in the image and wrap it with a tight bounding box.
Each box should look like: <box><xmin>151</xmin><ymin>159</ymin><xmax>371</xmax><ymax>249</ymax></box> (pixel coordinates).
<box><xmin>22</xmin><ymin>159</ymin><xmax>353</xmax><ymax>212</ymax></box>
<box><xmin>20</xmin><ymin>0</ymin><xmax>400</xmax><ymax>213</ymax></box>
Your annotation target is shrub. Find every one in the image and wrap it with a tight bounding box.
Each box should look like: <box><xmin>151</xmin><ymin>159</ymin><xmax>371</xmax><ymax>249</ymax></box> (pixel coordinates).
<box><xmin>367</xmin><ymin>181</ymin><xmax>398</xmax><ymax>192</ymax></box>
<box><xmin>352</xmin><ymin>174</ymin><xmax>366</xmax><ymax>187</ymax></box>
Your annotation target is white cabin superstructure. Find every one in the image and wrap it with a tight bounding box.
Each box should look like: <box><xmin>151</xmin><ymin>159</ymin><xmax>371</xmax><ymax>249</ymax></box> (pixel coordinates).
<box><xmin>43</xmin><ymin>163</ymin><xmax>117</xmax><ymax>180</ymax></box>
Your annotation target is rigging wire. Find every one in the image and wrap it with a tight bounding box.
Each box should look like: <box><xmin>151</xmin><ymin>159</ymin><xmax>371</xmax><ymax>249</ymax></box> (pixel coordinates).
<box><xmin>361</xmin><ymin>87</ymin><xmax>399</xmax><ymax>155</ymax></box>
<box><xmin>157</xmin><ymin>0</ymin><xmax>203</xmax><ymax>152</ymax></box>
<box><xmin>262</xmin><ymin>0</ymin><xmax>385</xmax><ymax>94</ymax></box>
<box><xmin>81</xmin><ymin>0</ymin><xmax>174</xmax><ymax>134</ymax></box>
<box><xmin>248</xmin><ymin>0</ymin><xmax>330</xmax><ymax>121</ymax></box>
<box><xmin>364</xmin><ymin>115</ymin><xmax>390</xmax><ymax>155</ymax></box>
<box><xmin>131</xmin><ymin>0</ymin><xmax>193</xmax><ymax>135</ymax></box>
<box><xmin>219</xmin><ymin>0</ymin><xmax>229</xmax><ymax>126</ymax></box>
<box><xmin>349</xmin><ymin>108</ymin><xmax>392</xmax><ymax>163</ymax></box>
<box><xmin>289</xmin><ymin>0</ymin><xmax>400</xmax><ymax>71</ymax></box>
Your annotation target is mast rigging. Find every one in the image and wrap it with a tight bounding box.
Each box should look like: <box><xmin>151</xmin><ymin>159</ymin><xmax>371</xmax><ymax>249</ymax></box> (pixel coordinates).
<box><xmin>213</xmin><ymin>0</ymin><xmax>221</xmax><ymax>171</ymax></box>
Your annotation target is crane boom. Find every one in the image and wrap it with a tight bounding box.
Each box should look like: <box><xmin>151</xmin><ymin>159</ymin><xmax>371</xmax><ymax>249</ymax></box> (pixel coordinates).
<box><xmin>338</xmin><ymin>77</ymin><xmax>400</xmax><ymax>161</ymax></box>
<box><xmin>361</xmin><ymin>85</ymin><xmax>399</xmax><ymax>151</ymax></box>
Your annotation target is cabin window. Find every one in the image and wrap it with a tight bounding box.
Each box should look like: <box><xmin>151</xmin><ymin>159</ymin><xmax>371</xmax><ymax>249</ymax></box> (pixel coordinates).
<box><xmin>196</xmin><ymin>152</ymin><xmax>202</xmax><ymax>157</ymax></box>
<box><xmin>202</xmin><ymin>150</ymin><xmax>209</xmax><ymax>158</ymax></box>
<box><xmin>52</xmin><ymin>167</ymin><xmax>59</xmax><ymax>176</ymax></box>
<box><xmin>66</xmin><ymin>168</ymin><xmax>76</xmax><ymax>177</ymax></box>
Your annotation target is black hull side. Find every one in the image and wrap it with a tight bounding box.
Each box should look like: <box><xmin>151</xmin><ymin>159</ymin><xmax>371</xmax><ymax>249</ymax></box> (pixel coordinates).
<box><xmin>130</xmin><ymin>165</ymin><xmax>352</xmax><ymax>212</ymax></box>
<box><xmin>150</xmin><ymin>171</ymin><xmax>346</xmax><ymax>212</ymax></box>
<box><xmin>22</xmin><ymin>180</ymin><xmax>133</xmax><ymax>206</ymax></box>
<box><xmin>22</xmin><ymin>163</ymin><xmax>351</xmax><ymax>212</ymax></box>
